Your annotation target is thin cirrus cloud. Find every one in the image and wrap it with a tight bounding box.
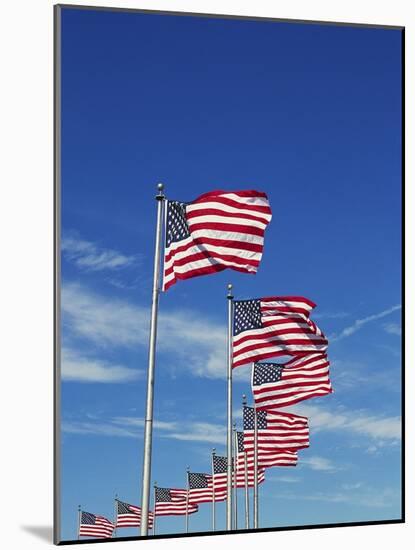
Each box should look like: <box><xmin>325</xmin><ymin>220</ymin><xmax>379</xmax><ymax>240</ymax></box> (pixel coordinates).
<box><xmin>300</xmin><ymin>456</ymin><xmax>340</xmax><ymax>472</ymax></box>
<box><xmin>330</xmin><ymin>304</ymin><xmax>401</xmax><ymax>342</ymax></box>
<box><xmin>272</xmin><ymin>487</ymin><xmax>398</xmax><ymax>508</ymax></box>
<box><xmin>62</xmin><ymin>415</ymin><xmax>226</xmax><ymax>444</ymax></box>
<box><xmin>61</xmin><ymin>233</ymin><xmax>139</xmax><ymax>272</ymax></box>
<box><xmin>290</xmin><ymin>403</ymin><xmax>401</xmax><ymax>441</ymax></box>
<box><xmin>62</xmin><ymin>282</ymin><xmax>227</xmax><ymax>379</ymax></box>
<box><xmin>313</xmin><ymin>311</ymin><xmax>350</xmax><ymax>320</ymax></box>
<box><xmin>61</xmin><ymin>347</ymin><xmax>142</xmax><ymax>383</ymax></box>
<box><xmin>383</xmin><ymin>323</ymin><xmax>401</xmax><ymax>336</ymax></box>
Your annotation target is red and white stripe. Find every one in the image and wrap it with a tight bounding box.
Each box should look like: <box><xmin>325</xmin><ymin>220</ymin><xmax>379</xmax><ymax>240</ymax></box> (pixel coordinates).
<box><xmin>115</xmin><ymin>504</ymin><xmax>154</xmax><ymax>529</ymax></box>
<box><xmin>238</xmin><ymin>449</ymin><xmax>298</xmax><ymax>470</ymax></box>
<box><xmin>188</xmin><ymin>475</ymin><xmax>227</xmax><ymax>504</ymax></box>
<box><xmin>233</xmin><ymin>297</ymin><xmax>328</xmax><ymax>368</ymax></box>
<box><xmin>155</xmin><ymin>489</ymin><xmax>198</xmax><ymax>516</ymax></box>
<box><xmin>253</xmin><ymin>353</ymin><xmax>333</xmax><ymax>410</ymax></box>
<box><xmin>210</xmin><ymin>469</ymin><xmax>266</xmax><ymax>491</ymax></box>
<box><xmin>79</xmin><ymin>515</ymin><xmax>114</xmax><ymax>538</ymax></box>
<box><xmin>234</xmin><ymin>465</ymin><xmax>266</xmax><ymax>488</ymax></box>
<box><xmin>244</xmin><ymin>411</ymin><xmax>309</xmax><ymax>453</ymax></box>
<box><xmin>163</xmin><ymin>190</ymin><xmax>272</xmax><ymax>290</ymax></box>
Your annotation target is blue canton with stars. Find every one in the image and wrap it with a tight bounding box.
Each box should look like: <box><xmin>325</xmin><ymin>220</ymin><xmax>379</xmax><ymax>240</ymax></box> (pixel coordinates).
<box><xmin>253</xmin><ymin>363</ymin><xmax>285</xmax><ymax>386</ymax></box>
<box><xmin>233</xmin><ymin>299</ymin><xmax>263</xmax><ymax>336</ymax></box>
<box><xmin>243</xmin><ymin>406</ymin><xmax>267</xmax><ymax>430</ymax></box>
<box><xmin>155</xmin><ymin>487</ymin><xmax>173</xmax><ymax>502</ymax></box>
<box><xmin>166</xmin><ymin>200</ymin><xmax>191</xmax><ymax>247</ymax></box>
<box><xmin>213</xmin><ymin>455</ymin><xmax>228</xmax><ymax>474</ymax></box>
<box><xmin>188</xmin><ymin>472</ymin><xmax>210</xmax><ymax>489</ymax></box>
<box><xmin>237</xmin><ymin>431</ymin><xmax>245</xmax><ymax>452</ymax></box>
<box><xmin>81</xmin><ymin>512</ymin><xmax>96</xmax><ymax>525</ymax></box>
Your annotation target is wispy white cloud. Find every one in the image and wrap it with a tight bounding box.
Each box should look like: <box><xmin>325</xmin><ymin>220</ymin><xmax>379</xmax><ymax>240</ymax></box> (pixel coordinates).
<box><xmin>111</xmin><ymin>416</ymin><xmax>178</xmax><ymax>431</ymax></box>
<box><xmin>300</xmin><ymin>456</ymin><xmax>340</xmax><ymax>472</ymax></box>
<box><xmin>61</xmin><ymin>347</ymin><xmax>142</xmax><ymax>383</ymax></box>
<box><xmin>268</xmin><ymin>475</ymin><xmax>301</xmax><ymax>483</ymax></box>
<box><xmin>62</xmin><ymin>233</ymin><xmax>139</xmax><ymax>271</ymax></box>
<box><xmin>331</xmin><ymin>358</ymin><xmax>401</xmax><ymax>394</ymax></box>
<box><xmin>62</xmin><ymin>415</ymin><xmax>226</xmax><ymax>445</ymax></box>
<box><xmin>341</xmin><ymin>482</ymin><xmax>363</xmax><ymax>490</ymax></box>
<box><xmin>62</xmin><ymin>421</ymin><xmax>138</xmax><ymax>438</ymax></box>
<box><xmin>290</xmin><ymin>403</ymin><xmax>401</xmax><ymax>441</ymax></box>
<box><xmin>331</xmin><ymin>304</ymin><xmax>401</xmax><ymax>342</ymax></box>
<box><xmin>383</xmin><ymin>323</ymin><xmax>401</xmax><ymax>336</ymax></box>
<box><xmin>313</xmin><ymin>311</ymin><xmax>350</xmax><ymax>320</ymax></box>
<box><xmin>273</xmin><ymin>488</ymin><xmax>398</xmax><ymax>508</ymax></box>
<box><xmin>62</xmin><ymin>282</ymin><xmax>227</xmax><ymax>379</ymax></box>
<box><xmin>166</xmin><ymin>422</ymin><xmax>226</xmax><ymax>444</ymax></box>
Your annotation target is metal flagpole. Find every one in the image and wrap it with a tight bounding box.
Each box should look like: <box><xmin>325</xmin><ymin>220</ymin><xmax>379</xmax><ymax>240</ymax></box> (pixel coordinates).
<box><xmin>185</xmin><ymin>467</ymin><xmax>190</xmax><ymax>533</ymax></box>
<box><xmin>244</xmin><ymin>451</ymin><xmax>250</xmax><ymax>529</ymax></box>
<box><xmin>233</xmin><ymin>423</ymin><xmax>238</xmax><ymax>530</ymax></box>
<box><xmin>77</xmin><ymin>505</ymin><xmax>81</xmax><ymax>540</ymax></box>
<box><xmin>113</xmin><ymin>494</ymin><xmax>118</xmax><ymax>537</ymax></box>
<box><xmin>140</xmin><ymin>183</ymin><xmax>165</xmax><ymax>536</ymax></box>
<box><xmin>253</xmin><ymin>405</ymin><xmax>259</xmax><ymax>529</ymax></box>
<box><xmin>226</xmin><ymin>283</ymin><xmax>234</xmax><ymax>530</ymax></box>
<box><xmin>211</xmin><ymin>448</ymin><xmax>216</xmax><ymax>531</ymax></box>
<box><xmin>242</xmin><ymin>395</ymin><xmax>249</xmax><ymax>530</ymax></box>
<box><xmin>153</xmin><ymin>483</ymin><xmax>157</xmax><ymax>536</ymax></box>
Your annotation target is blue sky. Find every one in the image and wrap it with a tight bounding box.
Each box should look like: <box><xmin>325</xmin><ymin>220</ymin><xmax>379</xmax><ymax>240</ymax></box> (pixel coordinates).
<box><xmin>59</xmin><ymin>7</ymin><xmax>402</xmax><ymax>542</ymax></box>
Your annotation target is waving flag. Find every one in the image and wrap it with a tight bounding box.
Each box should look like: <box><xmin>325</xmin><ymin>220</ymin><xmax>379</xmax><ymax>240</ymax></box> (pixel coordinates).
<box><xmin>163</xmin><ymin>190</ymin><xmax>272</xmax><ymax>290</ymax></box>
<box><xmin>236</xmin><ymin>430</ymin><xmax>297</xmax><ymax>470</ymax></box>
<box><xmin>252</xmin><ymin>353</ymin><xmax>333</xmax><ymax>410</ymax></box>
<box><xmin>188</xmin><ymin>472</ymin><xmax>227</xmax><ymax>504</ymax></box>
<box><xmin>79</xmin><ymin>511</ymin><xmax>114</xmax><ymax>539</ymax></box>
<box><xmin>235</xmin><ymin>467</ymin><xmax>265</xmax><ymax>488</ymax></box>
<box><xmin>243</xmin><ymin>407</ymin><xmax>309</xmax><ymax>453</ymax></box>
<box><xmin>115</xmin><ymin>499</ymin><xmax>154</xmax><ymax>529</ymax></box>
<box><xmin>154</xmin><ymin>488</ymin><xmax>198</xmax><ymax>516</ymax></box>
<box><xmin>233</xmin><ymin>442</ymin><xmax>267</xmax><ymax>487</ymax></box>
<box><xmin>233</xmin><ymin>296</ymin><xmax>328</xmax><ymax>368</ymax></box>
<box><xmin>211</xmin><ymin>452</ymin><xmax>265</xmax><ymax>490</ymax></box>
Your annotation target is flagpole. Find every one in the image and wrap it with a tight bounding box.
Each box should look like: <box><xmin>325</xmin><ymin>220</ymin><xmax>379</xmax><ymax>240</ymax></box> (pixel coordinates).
<box><xmin>242</xmin><ymin>394</ymin><xmax>249</xmax><ymax>530</ymax></box>
<box><xmin>77</xmin><ymin>505</ymin><xmax>81</xmax><ymax>540</ymax></box>
<box><xmin>244</xmin><ymin>451</ymin><xmax>250</xmax><ymax>529</ymax></box>
<box><xmin>211</xmin><ymin>448</ymin><xmax>216</xmax><ymax>531</ymax></box>
<box><xmin>226</xmin><ymin>283</ymin><xmax>234</xmax><ymax>530</ymax></box>
<box><xmin>253</xmin><ymin>405</ymin><xmax>259</xmax><ymax>529</ymax></box>
<box><xmin>233</xmin><ymin>423</ymin><xmax>238</xmax><ymax>530</ymax></box>
<box><xmin>185</xmin><ymin>466</ymin><xmax>190</xmax><ymax>533</ymax></box>
<box><xmin>153</xmin><ymin>483</ymin><xmax>157</xmax><ymax>536</ymax></box>
<box><xmin>140</xmin><ymin>183</ymin><xmax>165</xmax><ymax>536</ymax></box>
<box><xmin>113</xmin><ymin>494</ymin><xmax>118</xmax><ymax>537</ymax></box>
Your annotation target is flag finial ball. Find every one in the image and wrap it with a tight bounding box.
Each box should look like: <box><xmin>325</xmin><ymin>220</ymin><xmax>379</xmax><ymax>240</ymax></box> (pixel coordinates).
<box><xmin>157</xmin><ymin>182</ymin><xmax>164</xmax><ymax>191</ymax></box>
<box><xmin>227</xmin><ymin>283</ymin><xmax>233</xmax><ymax>291</ymax></box>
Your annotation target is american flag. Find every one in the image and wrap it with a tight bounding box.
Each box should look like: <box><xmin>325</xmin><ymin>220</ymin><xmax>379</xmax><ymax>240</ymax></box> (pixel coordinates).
<box><xmin>252</xmin><ymin>353</ymin><xmax>333</xmax><ymax>410</ymax></box>
<box><xmin>235</xmin><ymin>431</ymin><xmax>286</xmax><ymax>481</ymax></box>
<box><xmin>235</xmin><ymin>467</ymin><xmax>265</xmax><ymax>488</ymax></box>
<box><xmin>213</xmin><ymin>452</ymin><xmax>266</xmax><ymax>489</ymax></box>
<box><xmin>79</xmin><ymin>511</ymin><xmax>114</xmax><ymax>539</ymax></box>
<box><xmin>162</xmin><ymin>190</ymin><xmax>272</xmax><ymax>291</ymax></box>
<box><xmin>154</xmin><ymin>487</ymin><xmax>198</xmax><ymax>516</ymax></box>
<box><xmin>233</xmin><ymin>296</ymin><xmax>328</xmax><ymax>368</ymax></box>
<box><xmin>115</xmin><ymin>499</ymin><xmax>154</xmax><ymax>529</ymax></box>
<box><xmin>212</xmin><ymin>455</ymin><xmax>234</xmax><ymax>496</ymax></box>
<box><xmin>188</xmin><ymin>472</ymin><xmax>227</xmax><ymax>504</ymax></box>
<box><xmin>243</xmin><ymin>406</ymin><xmax>309</xmax><ymax>453</ymax></box>
<box><xmin>242</xmin><ymin>448</ymin><xmax>298</xmax><ymax>469</ymax></box>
